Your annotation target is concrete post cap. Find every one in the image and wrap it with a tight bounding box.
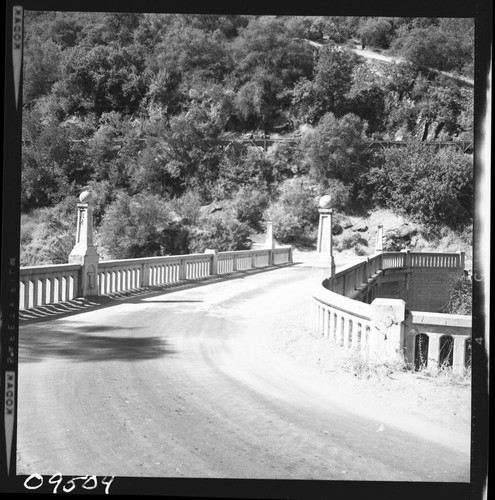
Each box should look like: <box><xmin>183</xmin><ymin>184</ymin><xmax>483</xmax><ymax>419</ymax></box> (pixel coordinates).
<box><xmin>79</xmin><ymin>191</ymin><xmax>93</xmax><ymax>203</ymax></box>
<box><xmin>319</xmin><ymin>195</ymin><xmax>332</xmax><ymax>209</ymax></box>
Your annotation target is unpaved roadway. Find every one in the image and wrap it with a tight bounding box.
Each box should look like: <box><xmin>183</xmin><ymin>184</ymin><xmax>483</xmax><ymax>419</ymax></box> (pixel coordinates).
<box><xmin>17</xmin><ymin>262</ymin><xmax>470</xmax><ymax>481</ymax></box>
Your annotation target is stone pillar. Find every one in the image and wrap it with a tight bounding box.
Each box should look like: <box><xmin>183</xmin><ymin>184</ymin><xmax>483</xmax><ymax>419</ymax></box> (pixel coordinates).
<box><xmin>370</xmin><ymin>298</ymin><xmax>406</xmax><ymax>361</ymax></box>
<box><xmin>316</xmin><ymin>195</ymin><xmax>336</xmax><ymax>290</ymax></box>
<box><xmin>265</xmin><ymin>221</ymin><xmax>275</xmax><ymax>265</ymax></box>
<box><xmin>375</xmin><ymin>225</ymin><xmax>383</xmax><ymax>253</ymax></box>
<box><xmin>205</xmin><ymin>249</ymin><xmax>218</xmax><ymax>276</ymax></box>
<box><xmin>68</xmin><ymin>191</ymin><xmax>99</xmax><ymax>297</ymax></box>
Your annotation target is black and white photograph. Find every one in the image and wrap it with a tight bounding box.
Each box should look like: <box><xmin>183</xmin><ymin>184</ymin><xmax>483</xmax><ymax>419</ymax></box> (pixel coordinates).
<box><xmin>1</xmin><ymin>1</ymin><xmax>490</xmax><ymax>498</ymax></box>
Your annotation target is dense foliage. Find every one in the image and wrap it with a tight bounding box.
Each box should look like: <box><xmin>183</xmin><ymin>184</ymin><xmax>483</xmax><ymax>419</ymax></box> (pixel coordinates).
<box><xmin>366</xmin><ymin>144</ymin><xmax>473</xmax><ymax>229</ymax></box>
<box><xmin>20</xmin><ymin>12</ymin><xmax>474</xmax><ymax>265</ymax></box>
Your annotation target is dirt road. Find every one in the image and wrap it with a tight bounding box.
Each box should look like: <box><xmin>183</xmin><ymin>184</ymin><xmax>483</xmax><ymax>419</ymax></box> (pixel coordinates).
<box><xmin>17</xmin><ymin>263</ymin><xmax>470</xmax><ymax>481</ymax></box>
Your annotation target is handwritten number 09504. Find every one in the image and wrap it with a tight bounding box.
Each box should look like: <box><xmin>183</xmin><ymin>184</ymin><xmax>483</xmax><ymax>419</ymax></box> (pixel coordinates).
<box><xmin>24</xmin><ymin>473</ymin><xmax>114</xmax><ymax>494</ymax></box>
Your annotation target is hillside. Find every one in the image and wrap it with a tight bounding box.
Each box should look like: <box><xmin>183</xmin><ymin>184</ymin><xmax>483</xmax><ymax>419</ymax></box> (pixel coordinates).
<box><xmin>20</xmin><ymin>13</ymin><xmax>474</xmax><ymax>266</ymax></box>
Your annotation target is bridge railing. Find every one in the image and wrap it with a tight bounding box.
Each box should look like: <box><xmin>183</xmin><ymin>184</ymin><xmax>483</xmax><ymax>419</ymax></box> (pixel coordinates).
<box><xmin>19</xmin><ymin>264</ymin><xmax>81</xmax><ymax>310</ymax></box>
<box><xmin>404</xmin><ymin>311</ymin><xmax>472</xmax><ymax>374</ymax></box>
<box><xmin>19</xmin><ymin>247</ymin><xmax>293</xmax><ymax>310</ymax></box>
<box><xmin>381</xmin><ymin>251</ymin><xmax>465</xmax><ymax>269</ymax></box>
<box><xmin>311</xmin><ymin>281</ymin><xmax>375</xmax><ymax>355</ymax></box>
<box><xmin>313</xmin><ymin>251</ymin><xmax>471</xmax><ymax>372</ymax></box>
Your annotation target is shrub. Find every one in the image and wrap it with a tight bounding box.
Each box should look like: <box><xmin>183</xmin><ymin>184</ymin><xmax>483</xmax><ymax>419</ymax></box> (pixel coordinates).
<box><xmin>187</xmin><ymin>211</ymin><xmax>251</xmax><ymax>253</ymax></box>
<box><xmin>441</xmin><ymin>274</ymin><xmax>472</xmax><ymax>315</ymax></box>
<box><xmin>301</xmin><ymin>112</ymin><xmax>369</xmax><ymax>186</ymax></box>
<box><xmin>232</xmin><ymin>187</ymin><xmax>270</xmax><ymax>232</ymax></box>
<box><xmin>358</xmin><ymin>17</ymin><xmax>395</xmax><ymax>49</ymax></box>
<box><xmin>264</xmin><ymin>176</ymin><xmax>319</xmax><ymax>245</ymax></box>
<box><xmin>98</xmin><ymin>192</ymin><xmax>186</xmax><ymax>259</ymax></box>
<box><xmin>20</xmin><ymin>198</ymin><xmax>77</xmax><ymax>265</ymax></box>
<box><xmin>367</xmin><ymin>144</ymin><xmax>473</xmax><ymax>230</ymax></box>
<box><xmin>335</xmin><ymin>233</ymin><xmax>368</xmax><ymax>252</ymax></box>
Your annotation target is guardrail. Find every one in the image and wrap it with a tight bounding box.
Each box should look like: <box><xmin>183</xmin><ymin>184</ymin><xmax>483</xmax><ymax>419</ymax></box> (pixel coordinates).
<box><xmin>19</xmin><ymin>247</ymin><xmax>293</xmax><ymax>310</ymax></box>
<box><xmin>312</xmin><ymin>251</ymin><xmax>471</xmax><ymax>372</ymax></box>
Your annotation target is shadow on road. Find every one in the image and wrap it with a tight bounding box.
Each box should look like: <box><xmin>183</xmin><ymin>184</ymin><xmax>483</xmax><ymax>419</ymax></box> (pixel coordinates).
<box><xmin>19</xmin><ymin>322</ymin><xmax>174</xmax><ymax>363</ymax></box>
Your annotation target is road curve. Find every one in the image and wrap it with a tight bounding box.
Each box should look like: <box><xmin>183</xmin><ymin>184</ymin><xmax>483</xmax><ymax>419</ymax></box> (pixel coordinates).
<box><xmin>17</xmin><ymin>263</ymin><xmax>470</xmax><ymax>481</ymax></box>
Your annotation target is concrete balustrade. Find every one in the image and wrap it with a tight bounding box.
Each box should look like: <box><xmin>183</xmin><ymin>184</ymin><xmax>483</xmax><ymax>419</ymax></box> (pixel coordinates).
<box><xmin>311</xmin><ymin>281</ymin><xmax>382</xmax><ymax>359</ymax></box>
<box><xmin>381</xmin><ymin>251</ymin><xmax>465</xmax><ymax>269</ymax></box>
<box><xmin>19</xmin><ymin>247</ymin><xmax>293</xmax><ymax>310</ymax></box>
<box><xmin>19</xmin><ymin>264</ymin><xmax>80</xmax><ymax>309</ymax></box>
<box><xmin>403</xmin><ymin>311</ymin><xmax>471</xmax><ymax>374</ymax></box>
<box><xmin>312</xmin><ymin>250</ymin><xmax>471</xmax><ymax>370</ymax></box>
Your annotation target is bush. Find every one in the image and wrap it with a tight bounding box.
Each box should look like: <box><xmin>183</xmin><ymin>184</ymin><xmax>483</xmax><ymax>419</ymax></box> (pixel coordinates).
<box><xmin>334</xmin><ymin>233</ymin><xmax>368</xmax><ymax>252</ymax></box>
<box><xmin>187</xmin><ymin>211</ymin><xmax>251</xmax><ymax>253</ymax></box>
<box><xmin>301</xmin><ymin>112</ymin><xmax>369</xmax><ymax>186</ymax></box>
<box><xmin>98</xmin><ymin>192</ymin><xmax>187</xmax><ymax>259</ymax></box>
<box><xmin>358</xmin><ymin>17</ymin><xmax>395</xmax><ymax>49</ymax></box>
<box><xmin>324</xmin><ymin>178</ymin><xmax>351</xmax><ymax>210</ymax></box>
<box><xmin>264</xmin><ymin>176</ymin><xmax>319</xmax><ymax>245</ymax></box>
<box><xmin>20</xmin><ymin>198</ymin><xmax>77</xmax><ymax>265</ymax></box>
<box><xmin>232</xmin><ymin>187</ymin><xmax>270</xmax><ymax>232</ymax></box>
<box><xmin>367</xmin><ymin>144</ymin><xmax>473</xmax><ymax>230</ymax></box>
<box><xmin>441</xmin><ymin>274</ymin><xmax>472</xmax><ymax>315</ymax></box>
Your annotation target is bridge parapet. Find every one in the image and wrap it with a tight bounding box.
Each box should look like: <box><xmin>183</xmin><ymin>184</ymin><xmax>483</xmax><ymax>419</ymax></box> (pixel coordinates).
<box><xmin>18</xmin><ymin>247</ymin><xmax>293</xmax><ymax>310</ymax></box>
<box><xmin>311</xmin><ymin>251</ymin><xmax>471</xmax><ymax>373</ymax></box>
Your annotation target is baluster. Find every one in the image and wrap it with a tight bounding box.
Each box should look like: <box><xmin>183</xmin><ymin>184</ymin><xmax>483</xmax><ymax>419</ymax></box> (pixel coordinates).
<box><xmin>62</xmin><ymin>275</ymin><xmax>69</xmax><ymax>301</ymax></box>
<box><xmin>328</xmin><ymin>309</ymin><xmax>334</xmax><ymax>341</ymax></box>
<box><xmin>323</xmin><ymin>307</ymin><xmax>329</xmax><ymax>338</ymax></box>
<box><xmin>319</xmin><ymin>304</ymin><xmax>325</xmax><ymax>335</ymax></box>
<box><xmin>48</xmin><ymin>277</ymin><xmax>55</xmax><ymax>304</ymax></box>
<box><xmin>363</xmin><ymin>326</ymin><xmax>370</xmax><ymax>353</ymax></box>
<box><xmin>32</xmin><ymin>278</ymin><xmax>39</xmax><ymax>307</ymax></box>
<box><xmin>20</xmin><ymin>280</ymin><xmax>26</xmax><ymax>309</ymax></box>
<box><xmin>38</xmin><ymin>277</ymin><xmax>47</xmax><ymax>305</ymax></box>
<box><xmin>341</xmin><ymin>314</ymin><xmax>347</xmax><ymax>346</ymax></box>
<box><xmin>345</xmin><ymin>318</ymin><xmax>352</xmax><ymax>348</ymax></box>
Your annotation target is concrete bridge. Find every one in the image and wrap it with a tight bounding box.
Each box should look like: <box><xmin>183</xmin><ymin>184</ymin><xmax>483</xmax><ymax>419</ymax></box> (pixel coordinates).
<box><xmin>15</xmin><ymin>193</ymin><xmax>471</xmax><ymax>481</ymax></box>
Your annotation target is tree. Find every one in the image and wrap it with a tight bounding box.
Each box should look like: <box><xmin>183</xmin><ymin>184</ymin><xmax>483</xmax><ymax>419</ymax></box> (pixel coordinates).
<box><xmin>366</xmin><ymin>144</ymin><xmax>473</xmax><ymax>229</ymax></box>
<box><xmin>358</xmin><ymin>17</ymin><xmax>395</xmax><ymax>49</ymax></box>
<box><xmin>152</xmin><ymin>23</ymin><xmax>233</xmax><ymax>87</ymax></box>
<box><xmin>264</xmin><ymin>176</ymin><xmax>320</xmax><ymax>245</ymax></box>
<box><xmin>230</xmin><ymin>16</ymin><xmax>314</xmax><ymax>128</ymax></box>
<box><xmin>187</xmin><ymin>211</ymin><xmax>251</xmax><ymax>253</ymax></box>
<box><xmin>54</xmin><ymin>42</ymin><xmax>147</xmax><ymax>115</ymax></box>
<box><xmin>23</xmin><ymin>36</ymin><xmax>63</xmax><ymax>105</ymax></box>
<box><xmin>301</xmin><ymin>112</ymin><xmax>369</xmax><ymax>186</ymax></box>
<box><xmin>98</xmin><ymin>193</ymin><xmax>187</xmax><ymax>259</ymax></box>
<box><xmin>292</xmin><ymin>43</ymin><xmax>359</xmax><ymax>122</ymax></box>
<box><xmin>391</xmin><ymin>26</ymin><xmax>472</xmax><ymax>74</ymax></box>
<box><xmin>20</xmin><ymin>198</ymin><xmax>77</xmax><ymax>266</ymax></box>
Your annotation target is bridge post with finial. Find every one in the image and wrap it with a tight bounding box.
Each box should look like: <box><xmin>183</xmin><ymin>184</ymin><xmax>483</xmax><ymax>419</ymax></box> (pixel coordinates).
<box><xmin>316</xmin><ymin>195</ymin><xmax>336</xmax><ymax>290</ymax></box>
<box><xmin>68</xmin><ymin>190</ymin><xmax>99</xmax><ymax>297</ymax></box>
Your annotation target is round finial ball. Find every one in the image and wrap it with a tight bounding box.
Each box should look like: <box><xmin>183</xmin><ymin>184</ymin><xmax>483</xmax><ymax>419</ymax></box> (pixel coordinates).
<box><xmin>79</xmin><ymin>191</ymin><xmax>93</xmax><ymax>203</ymax></box>
<box><xmin>319</xmin><ymin>195</ymin><xmax>332</xmax><ymax>209</ymax></box>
